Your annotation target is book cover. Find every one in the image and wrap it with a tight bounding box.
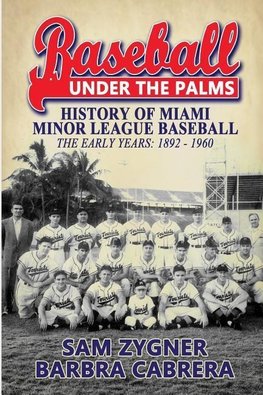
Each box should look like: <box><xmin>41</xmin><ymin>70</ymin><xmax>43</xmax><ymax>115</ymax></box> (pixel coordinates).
<box><xmin>2</xmin><ymin>0</ymin><xmax>263</xmax><ymax>394</ymax></box>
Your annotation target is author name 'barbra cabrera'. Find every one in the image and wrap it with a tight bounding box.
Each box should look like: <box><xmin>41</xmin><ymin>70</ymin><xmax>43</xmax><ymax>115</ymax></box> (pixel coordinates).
<box><xmin>28</xmin><ymin>17</ymin><xmax>241</xmax><ymax>112</ymax></box>
<box><xmin>35</xmin><ymin>338</ymin><xmax>235</xmax><ymax>380</ymax></box>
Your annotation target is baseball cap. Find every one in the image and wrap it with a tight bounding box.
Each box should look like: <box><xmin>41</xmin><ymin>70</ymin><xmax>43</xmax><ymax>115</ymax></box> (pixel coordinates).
<box><xmin>176</xmin><ymin>240</ymin><xmax>190</xmax><ymax>249</ymax></box>
<box><xmin>77</xmin><ymin>206</ymin><xmax>88</xmax><ymax>215</ymax></box>
<box><xmin>49</xmin><ymin>208</ymin><xmax>60</xmax><ymax>216</ymax></box>
<box><xmin>110</xmin><ymin>237</ymin><xmax>122</xmax><ymax>247</ymax></box>
<box><xmin>134</xmin><ymin>279</ymin><xmax>147</xmax><ymax>289</ymax></box>
<box><xmin>205</xmin><ymin>237</ymin><xmax>218</xmax><ymax>248</ymax></box>
<box><xmin>173</xmin><ymin>265</ymin><xmax>186</xmax><ymax>274</ymax></box>
<box><xmin>193</xmin><ymin>206</ymin><xmax>203</xmax><ymax>214</ymax></box>
<box><xmin>78</xmin><ymin>241</ymin><xmax>90</xmax><ymax>251</ymax></box>
<box><xmin>240</xmin><ymin>237</ymin><xmax>252</xmax><ymax>245</ymax></box>
<box><xmin>143</xmin><ymin>240</ymin><xmax>154</xmax><ymax>247</ymax></box>
<box><xmin>216</xmin><ymin>264</ymin><xmax>229</xmax><ymax>272</ymax></box>
<box><xmin>160</xmin><ymin>207</ymin><xmax>170</xmax><ymax>213</ymax></box>
<box><xmin>222</xmin><ymin>216</ymin><xmax>232</xmax><ymax>224</ymax></box>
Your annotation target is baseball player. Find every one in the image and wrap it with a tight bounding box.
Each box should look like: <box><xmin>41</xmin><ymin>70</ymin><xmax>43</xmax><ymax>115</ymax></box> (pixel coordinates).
<box><xmin>226</xmin><ymin>237</ymin><xmax>263</xmax><ymax>299</ymax></box>
<box><xmin>124</xmin><ymin>279</ymin><xmax>157</xmax><ymax>330</ymax></box>
<box><xmin>82</xmin><ymin>265</ymin><xmax>127</xmax><ymax>330</ymax></box>
<box><xmin>184</xmin><ymin>206</ymin><xmax>213</xmax><ymax>261</ymax></box>
<box><xmin>123</xmin><ymin>204</ymin><xmax>151</xmax><ymax>261</ymax></box>
<box><xmin>96</xmin><ymin>203</ymin><xmax>124</xmax><ymax>261</ymax></box>
<box><xmin>158</xmin><ymin>265</ymin><xmax>208</xmax><ymax>329</ymax></box>
<box><xmin>38</xmin><ymin>270</ymin><xmax>82</xmax><ymax>331</ymax></box>
<box><xmin>188</xmin><ymin>237</ymin><xmax>224</xmax><ymax>289</ymax></box>
<box><xmin>247</xmin><ymin>213</ymin><xmax>263</xmax><ymax>260</ymax></box>
<box><xmin>213</xmin><ymin>216</ymin><xmax>242</xmax><ymax>255</ymax></box>
<box><xmin>96</xmin><ymin>237</ymin><xmax>131</xmax><ymax>298</ymax></box>
<box><xmin>131</xmin><ymin>240</ymin><xmax>162</xmax><ymax>306</ymax></box>
<box><xmin>203</xmin><ymin>264</ymin><xmax>248</xmax><ymax>330</ymax></box>
<box><xmin>35</xmin><ymin>208</ymin><xmax>71</xmax><ymax>268</ymax></box>
<box><xmin>151</xmin><ymin>207</ymin><xmax>182</xmax><ymax>268</ymax></box>
<box><xmin>157</xmin><ymin>240</ymin><xmax>193</xmax><ymax>282</ymax></box>
<box><xmin>62</xmin><ymin>241</ymin><xmax>97</xmax><ymax>295</ymax></box>
<box><xmin>16</xmin><ymin>237</ymin><xmax>58</xmax><ymax>319</ymax></box>
<box><xmin>67</xmin><ymin>207</ymin><xmax>97</xmax><ymax>257</ymax></box>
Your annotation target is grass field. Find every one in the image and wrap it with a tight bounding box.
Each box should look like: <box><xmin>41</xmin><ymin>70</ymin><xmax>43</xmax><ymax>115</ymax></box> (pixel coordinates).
<box><xmin>2</xmin><ymin>312</ymin><xmax>263</xmax><ymax>395</ymax></box>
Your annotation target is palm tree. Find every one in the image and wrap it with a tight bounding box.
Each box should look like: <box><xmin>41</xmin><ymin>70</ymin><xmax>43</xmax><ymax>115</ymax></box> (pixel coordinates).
<box><xmin>52</xmin><ymin>150</ymin><xmax>113</xmax><ymax>226</ymax></box>
<box><xmin>6</xmin><ymin>139</ymin><xmax>53</xmax><ymax>224</ymax></box>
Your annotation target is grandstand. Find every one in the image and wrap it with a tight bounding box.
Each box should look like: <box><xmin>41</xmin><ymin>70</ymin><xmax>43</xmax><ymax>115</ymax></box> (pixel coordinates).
<box><xmin>114</xmin><ymin>188</ymin><xmax>203</xmax><ymax>209</ymax></box>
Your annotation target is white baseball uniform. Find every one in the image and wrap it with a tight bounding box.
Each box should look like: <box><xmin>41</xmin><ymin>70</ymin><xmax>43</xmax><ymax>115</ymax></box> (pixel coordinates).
<box><xmin>97</xmin><ymin>251</ymin><xmax>131</xmax><ymax>296</ymax></box>
<box><xmin>151</xmin><ymin>220</ymin><xmax>181</xmax><ymax>267</ymax></box>
<box><xmin>203</xmin><ymin>278</ymin><xmax>247</xmax><ymax>313</ymax></box>
<box><xmin>83</xmin><ymin>280</ymin><xmax>125</xmax><ymax>319</ymax></box>
<box><xmin>184</xmin><ymin>222</ymin><xmax>213</xmax><ymax>260</ymax></box>
<box><xmin>213</xmin><ymin>228</ymin><xmax>242</xmax><ymax>255</ymax></box>
<box><xmin>67</xmin><ymin>223</ymin><xmax>97</xmax><ymax>257</ymax></box>
<box><xmin>96</xmin><ymin>220</ymin><xmax>124</xmax><ymax>260</ymax></box>
<box><xmin>41</xmin><ymin>283</ymin><xmax>81</xmax><ymax>326</ymax></box>
<box><xmin>63</xmin><ymin>255</ymin><xmax>97</xmax><ymax>284</ymax></box>
<box><xmin>16</xmin><ymin>251</ymin><xmax>58</xmax><ymax>318</ymax></box>
<box><xmin>247</xmin><ymin>226</ymin><xmax>263</xmax><ymax>261</ymax></box>
<box><xmin>132</xmin><ymin>255</ymin><xmax>161</xmax><ymax>297</ymax></box>
<box><xmin>160</xmin><ymin>280</ymin><xmax>203</xmax><ymax>322</ymax></box>
<box><xmin>189</xmin><ymin>253</ymin><xmax>224</xmax><ymax>283</ymax></box>
<box><xmin>123</xmin><ymin>219</ymin><xmax>151</xmax><ymax>260</ymax></box>
<box><xmin>125</xmin><ymin>294</ymin><xmax>156</xmax><ymax>328</ymax></box>
<box><xmin>36</xmin><ymin>225</ymin><xmax>71</xmax><ymax>268</ymax></box>
<box><xmin>226</xmin><ymin>252</ymin><xmax>263</xmax><ymax>283</ymax></box>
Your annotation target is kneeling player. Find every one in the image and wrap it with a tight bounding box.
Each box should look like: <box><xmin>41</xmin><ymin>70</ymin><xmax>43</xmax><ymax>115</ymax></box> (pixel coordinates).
<box><xmin>158</xmin><ymin>265</ymin><xmax>208</xmax><ymax>329</ymax></box>
<box><xmin>124</xmin><ymin>279</ymin><xmax>157</xmax><ymax>330</ymax></box>
<box><xmin>38</xmin><ymin>270</ymin><xmax>82</xmax><ymax>331</ymax></box>
<box><xmin>16</xmin><ymin>237</ymin><xmax>58</xmax><ymax>319</ymax></box>
<box><xmin>203</xmin><ymin>264</ymin><xmax>248</xmax><ymax>330</ymax></box>
<box><xmin>82</xmin><ymin>265</ymin><xmax>127</xmax><ymax>330</ymax></box>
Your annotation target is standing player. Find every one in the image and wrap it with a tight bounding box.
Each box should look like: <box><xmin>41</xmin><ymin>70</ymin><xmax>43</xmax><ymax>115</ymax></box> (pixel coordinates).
<box><xmin>82</xmin><ymin>265</ymin><xmax>127</xmax><ymax>330</ymax></box>
<box><xmin>67</xmin><ymin>207</ymin><xmax>97</xmax><ymax>257</ymax></box>
<box><xmin>151</xmin><ymin>207</ymin><xmax>182</xmax><ymax>269</ymax></box>
<box><xmin>123</xmin><ymin>204</ymin><xmax>151</xmax><ymax>261</ymax></box>
<box><xmin>96</xmin><ymin>203</ymin><xmax>124</xmax><ymax>261</ymax></box>
<box><xmin>213</xmin><ymin>216</ymin><xmax>242</xmax><ymax>255</ymax></box>
<box><xmin>203</xmin><ymin>264</ymin><xmax>248</xmax><ymax>330</ymax></box>
<box><xmin>62</xmin><ymin>241</ymin><xmax>97</xmax><ymax>295</ymax></box>
<box><xmin>38</xmin><ymin>270</ymin><xmax>82</xmax><ymax>331</ymax></box>
<box><xmin>16</xmin><ymin>237</ymin><xmax>58</xmax><ymax>319</ymax></box>
<box><xmin>184</xmin><ymin>207</ymin><xmax>213</xmax><ymax>260</ymax></box>
<box><xmin>158</xmin><ymin>265</ymin><xmax>208</xmax><ymax>329</ymax></box>
<box><xmin>226</xmin><ymin>237</ymin><xmax>263</xmax><ymax>299</ymax></box>
<box><xmin>97</xmin><ymin>237</ymin><xmax>131</xmax><ymax>298</ymax></box>
<box><xmin>131</xmin><ymin>240</ymin><xmax>162</xmax><ymax>307</ymax></box>
<box><xmin>247</xmin><ymin>213</ymin><xmax>263</xmax><ymax>260</ymax></box>
<box><xmin>36</xmin><ymin>208</ymin><xmax>70</xmax><ymax>268</ymax></box>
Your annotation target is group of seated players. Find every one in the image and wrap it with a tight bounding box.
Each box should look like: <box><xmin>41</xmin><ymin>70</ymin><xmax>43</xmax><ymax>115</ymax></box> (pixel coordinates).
<box><xmin>14</xmin><ymin>202</ymin><xmax>263</xmax><ymax>331</ymax></box>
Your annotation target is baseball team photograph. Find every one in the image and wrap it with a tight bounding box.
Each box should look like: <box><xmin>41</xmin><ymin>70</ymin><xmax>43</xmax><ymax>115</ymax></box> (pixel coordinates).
<box><xmin>1</xmin><ymin>146</ymin><xmax>263</xmax><ymax>394</ymax></box>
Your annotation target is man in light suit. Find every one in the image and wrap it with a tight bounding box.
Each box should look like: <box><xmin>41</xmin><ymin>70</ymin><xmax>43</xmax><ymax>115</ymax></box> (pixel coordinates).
<box><xmin>2</xmin><ymin>201</ymin><xmax>34</xmax><ymax>314</ymax></box>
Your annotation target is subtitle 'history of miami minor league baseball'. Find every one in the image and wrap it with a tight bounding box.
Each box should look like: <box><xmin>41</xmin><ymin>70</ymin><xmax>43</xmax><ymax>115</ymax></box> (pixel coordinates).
<box><xmin>1</xmin><ymin>0</ymin><xmax>263</xmax><ymax>394</ymax></box>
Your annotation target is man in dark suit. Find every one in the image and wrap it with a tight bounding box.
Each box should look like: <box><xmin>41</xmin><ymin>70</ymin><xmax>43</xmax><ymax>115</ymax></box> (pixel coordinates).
<box><xmin>2</xmin><ymin>201</ymin><xmax>34</xmax><ymax>314</ymax></box>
